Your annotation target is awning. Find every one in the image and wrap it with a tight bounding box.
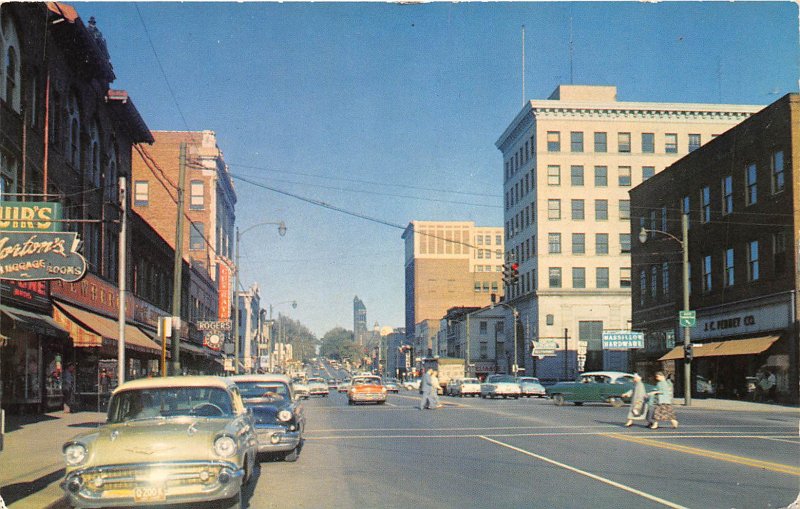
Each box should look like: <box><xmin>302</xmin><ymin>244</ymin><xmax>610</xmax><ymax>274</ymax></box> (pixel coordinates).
<box><xmin>658</xmin><ymin>335</ymin><xmax>780</xmax><ymax>361</ymax></box>
<box><xmin>0</xmin><ymin>304</ymin><xmax>68</xmax><ymax>338</ymax></box>
<box><xmin>53</xmin><ymin>301</ymin><xmax>163</xmax><ymax>356</ymax></box>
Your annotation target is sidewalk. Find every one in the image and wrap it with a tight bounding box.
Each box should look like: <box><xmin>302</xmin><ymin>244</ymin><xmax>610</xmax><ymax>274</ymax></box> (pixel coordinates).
<box><xmin>0</xmin><ymin>410</ymin><xmax>105</xmax><ymax>509</ymax></box>
<box><xmin>673</xmin><ymin>397</ymin><xmax>800</xmax><ymax>413</ymax></box>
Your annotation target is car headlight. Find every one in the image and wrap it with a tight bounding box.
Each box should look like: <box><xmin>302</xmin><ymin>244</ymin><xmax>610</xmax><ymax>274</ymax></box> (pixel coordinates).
<box><xmin>64</xmin><ymin>443</ymin><xmax>87</xmax><ymax>466</ymax></box>
<box><xmin>381</xmin><ymin>387</ymin><xmax>387</xmax><ymax>393</ymax></box>
<box><xmin>213</xmin><ymin>436</ymin><xmax>237</xmax><ymax>458</ymax></box>
<box><xmin>277</xmin><ymin>410</ymin><xmax>292</xmax><ymax>422</ymax></box>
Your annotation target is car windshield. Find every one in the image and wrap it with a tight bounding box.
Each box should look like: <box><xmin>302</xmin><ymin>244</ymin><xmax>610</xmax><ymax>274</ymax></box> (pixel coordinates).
<box><xmin>352</xmin><ymin>377</ymin><xmax>381</xmax><ymax>386</ymax></box>
<box><xmin>107</xmin><ymin>387</ymin><xmax>234</xmax><ymax>422</ymax></box>
<box><xmin>462</xmin><ymin>378</ymin><xmax>480</xmax><ymax>384</ymax></box>
<box><xmin>235</xmin><ymin>382</ymin><xmax>290</xmax><ymax>402</ymax></box>
<box><xmin>307</xmin><ymin>378</ymin><xmax>324</xmax><ymax>384</ymax></box>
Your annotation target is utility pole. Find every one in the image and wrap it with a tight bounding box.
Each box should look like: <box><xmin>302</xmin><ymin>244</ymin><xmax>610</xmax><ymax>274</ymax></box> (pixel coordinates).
<box><xmin>682</xmin><ymin>213</ymin><xmax>691</xmax><ymax>406</ymax></box>
<box><xmin>233</xmin><ymin>228</ymin><xmax>240</xmax><ymax>374</ymax></box>
<box><xmin>563</xmin><ymin>328</ymin><xmax>569</xmax><ymax>381</ymax></box>
<box><xmin>170</xmin><ymin>143</ymin><xmax>186</xmax><ymax>375</ymax></box>
<box><xmin>118</xmin><ymin>177</ymin><xmax>127</xmax><ymax>384</ymax></box>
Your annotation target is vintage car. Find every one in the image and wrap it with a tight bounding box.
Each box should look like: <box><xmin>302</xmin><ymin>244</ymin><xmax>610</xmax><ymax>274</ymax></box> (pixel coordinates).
<box><xmin>337</xmin><ymin>379</ymin><xmax>351</xmax><ymax>393</ymax></box>
<box><xmin>480</xmin><ymin>374</ymin><xmax>522</xmax><ymax>399</ymax></box>
<box><xmin>230</xmin><ymin>374</ymin><xmax>305</xmax><ymax>461</ymax></box>
<box><xmin>61</xmin><ymin>376</ymin><xmax>257</xmax><ymax>509</ymax></box>
<box><xmin>306</xmin><ymin>377</ymin><xmax>329</xmax><ymax>397</ymax></box>
<box><xmin>403</xmin><ymin>378</ymin><xmax>421</xmax><ymax>391</ymax></box>
<box><xmin>291</xmin><ymin>377</ymin><xmax>310</xmax><ymax>399</ymax></box>
<box><xmin>546</xmin><ymin>371</ymin><xmax>637</xmax><ymax>407</ymax></box>
<box><xmin>347</xmin><ymin>375</ymin><xmax>387</xmax><ymax>405</ymax></box>
<box><xmin>383</xmin><ymin>378</ymin><xmax>401</xmax><ymax>393</ymax></box>
<box><xmin>446</xmin><ymin>377</ymin><xmax>481</xmax><ymax>397</ymax></box>
<box><xmin>517</xmin><ymin>377</ymin><xmax>548</xmax><ymax>398</ymax></box>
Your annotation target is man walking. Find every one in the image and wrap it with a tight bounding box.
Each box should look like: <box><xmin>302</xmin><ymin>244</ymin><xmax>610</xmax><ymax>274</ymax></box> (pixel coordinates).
<box><xmin>419</xmin><ymin>369</ymin><xmax>436</xmax><ymax>410</ymax></box>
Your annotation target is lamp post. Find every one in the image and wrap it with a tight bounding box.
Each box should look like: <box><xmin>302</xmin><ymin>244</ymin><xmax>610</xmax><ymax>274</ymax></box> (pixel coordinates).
<box><xmin>268</xmin><ymin>300</ymin><xmax>297</xmax><ymax>373</ymax></box>
<box><xmin>639</xmin><ymin>213</ymin><xmax>691</xmax><ymax>406</ymax></box>
<box><xmin>234</xmin><ymin>221</ymin><xmax>286</xmax><ymax>374</ymax></box>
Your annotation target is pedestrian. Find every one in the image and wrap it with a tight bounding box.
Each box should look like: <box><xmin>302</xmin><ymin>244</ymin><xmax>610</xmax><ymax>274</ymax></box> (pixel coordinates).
<box><xmin>429</xmin><ymin>370</ymin><xmax>442</xmax><ymax>409</ymax></box>
<box><xmin>759</xmin><ymin>369</ymin><xmax>776</xmax><ymax>402</ymax></box>
<box><xmin>418</xmin><ymin>368</ymin><xmax>436</xmax><ymax>410</ymax></box>
<box><xmin>624</xmin><ymin>373</ymin><xmax>648</xmax><ymax>427</ymax></box>
<box><xmin>62</xmin><ymin>363</ymin><xmax>76</xmax><ymax>413</ymax></box>
<box><xmin>647</xmin><ymin>371</ymin><xmax>678</xmax><ymax>430</ymax></box>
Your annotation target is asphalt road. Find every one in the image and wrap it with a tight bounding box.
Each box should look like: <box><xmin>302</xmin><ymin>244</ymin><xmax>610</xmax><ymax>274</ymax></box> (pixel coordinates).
<box><xmin>242</xmin><ymin>389</ymin><xmax>799</xmax><ymax>509</ymax></box>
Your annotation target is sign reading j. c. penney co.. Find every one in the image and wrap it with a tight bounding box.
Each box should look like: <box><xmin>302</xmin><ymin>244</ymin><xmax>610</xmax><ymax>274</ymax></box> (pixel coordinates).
<box><xmin>0</xmin><ymin>201</ymin><xmax>61</xmax><ymax>232</ymax></box>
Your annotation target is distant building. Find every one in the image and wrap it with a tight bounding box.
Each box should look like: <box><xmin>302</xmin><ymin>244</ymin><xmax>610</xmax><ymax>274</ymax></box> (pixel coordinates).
<box><xmin>441</xmin><ymin>306</ymin><xmax>509</xmax><ymax>378</ymax></box>
<box><xmin>353</xmin><ymin>296</ymin><xmax>367</xmax><ymax>346</ymax></box>
<box><xmin>235</xmin><ymin>283</ymin><xmax>261</xmax><ymax>372</ymax></box>
<box><xmin>403</xmin><ymin>221</ymin><xmax>504</xmax><ymax>339</ymax></box>
<box><xmin>631</xmin><ymin>93</ymin><xmax>799</xmax><ymax>404</ymax></box>
<box><xmin>496</xmin><ymin>84</ymin><xmax>763</xmax><ymax>380</ymax></box>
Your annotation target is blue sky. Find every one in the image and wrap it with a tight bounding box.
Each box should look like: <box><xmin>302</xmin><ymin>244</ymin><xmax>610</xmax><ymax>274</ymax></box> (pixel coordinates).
<box><xmin>84</xmin><ymin>2</ymin><xmax>799</xmax><ymax>337</ymax></box>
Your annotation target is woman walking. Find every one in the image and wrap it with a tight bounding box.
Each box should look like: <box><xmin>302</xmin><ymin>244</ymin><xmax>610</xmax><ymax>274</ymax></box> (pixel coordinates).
<box><xmin>624</xmin><ymin>373</ymin><xmax>647</xmax><ymax>427</ymax></box>
<box><xmin>647</xmin><ymin>371</ymin><xmax>678</xmax><ymax>430</ymax></box>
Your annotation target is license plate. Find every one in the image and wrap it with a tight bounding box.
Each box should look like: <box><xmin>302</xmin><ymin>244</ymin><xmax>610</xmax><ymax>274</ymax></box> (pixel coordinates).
<box><xmin>133</xmin><ymin>485</ymin><xmax>166</xmax><ymax>502</ymax></box>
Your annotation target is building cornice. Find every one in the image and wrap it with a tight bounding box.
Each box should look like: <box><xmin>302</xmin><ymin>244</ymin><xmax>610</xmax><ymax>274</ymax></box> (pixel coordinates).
<box><xmin>529</xmin><ymin>105</ymin><xmax>756</xmax><ymax>123</ymax></box>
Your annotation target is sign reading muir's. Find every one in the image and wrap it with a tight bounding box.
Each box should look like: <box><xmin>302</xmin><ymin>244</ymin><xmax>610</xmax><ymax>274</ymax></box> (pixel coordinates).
<box><xmin>0</xmin><ymin>201</ymin><xmax>86</xmax><ymax>283</ymax></box>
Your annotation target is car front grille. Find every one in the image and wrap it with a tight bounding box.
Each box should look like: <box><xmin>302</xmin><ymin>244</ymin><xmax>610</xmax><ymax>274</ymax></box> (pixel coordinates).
<box><xmin>78</xmin><ymin>462</ymin><xmax>229</xmax><ymax>491</ymax></box>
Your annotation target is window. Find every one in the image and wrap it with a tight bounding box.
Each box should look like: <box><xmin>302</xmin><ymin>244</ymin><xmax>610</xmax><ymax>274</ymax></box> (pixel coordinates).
<box><xmin>496</xmin><ymin>249</ymin><xmax>503</xmax><ymax>259</ymax></box>
<box><xmin>0</xmin><ymin>150</ymin><xmax>17</xmax><ymax>198</ymax></box>
<box><xmin>104</xmin><ymin>145</ymin><xmax>118</xmax><ymax>203</ymax></box>
<box><xmin>639</xmin><ymin>270</ymin><xmax>646</xmax><ymax>305</ymax></box>
<box><xmin>548</xmin><ymin>233</ymin><xmax>561</xmax><ymax>254</ymax></box>
<box><xmin>618</xmin><ymin>132</ymin><xmax>631</xmax><ymax>153</ymax></box>
<box><xmin>748</xmin><ymin>240</ymin><xmax>759</xmax><ymax>281</ymax></box>
<box><xmin>134</xmin><ymin>181</ymin><xmax>149</xmax><ymax>206</ymax></box>
<box><xmin>595</xmin><ymin>200</ymin><xmax>608</xmax><ymax>220</ymax></box>
<box><xmin>619</xmin><ymin>200</ymin><xmax>630</xmax><ymax>220</ymax></box>
<box><xmin>547</xmin><ymin>131</ymin><xmax>561</xmax><ymax>152</ymax></box>
<box><xmin>661</xmin><ymin>206</ymin><xmax>668</xmax><ymax>232</ymax></box>
<box><xmin>190</xmin><ymin>222</ymin><xmax>205</xmax><ymax>251</ymax></box>
<box><xmin>546</xmin><ymin>314</ymin><xmax>554</xmax><ymax>326</ymax></box>
<box><xmin>67</xmin><ymin>93</ymin><xmax>80</xmax><ymax>167</ymax></box>
<box><xmin>570</xmin><ymin>132</ymin><xmax>584</xmax><ymax>153</ymax></box>
<box><xmin>496</xmin><ymin>235</ymin><xmax>502</xmax><ymax>245</ymax></box>
<box><xmin>721</xmin><ymin>176</ymin><xmax>733</xmax><ymax>215</ymax></box>
<box><xmin>724</xmin><ymin>247</ymin><xmax>734</xmax><ymax>287</ymax></box>
<box><xmin>662</xmin><ymin>262</ymin><xmax>670</xmax><ymax>296</ymax></box>
<box><xmin>476</xmin><ymin>235</ymin><xmax>483</xmax><ymax>245</ymax></box>
<box><xmin>745</xmin><ymin>163</ymin><xmax>757</xmax><ymax>205</ymax></box>
<box><xmin>682</xmin><ymin>195</ymin><xmax>691</xmax><ymax>223</ymax></box>
<box><xmin>596</xmin><ymin>268</ymin><xmax>609</xmax><ymax>289</ymax></box>
<box><xmin>771</xmin><ymin>150</ymin><xmax>785</xmax><ymax>193</ymax></box>
<box><xmin>774</xmin><ymin>231</ymin><xmax>787</xmax><ymax>275</ymax></box>
<box><xmin>547</xmin><ymin>165</ymin><xmax>561</xmax><ymax>186</ymax></box>
<box><xmin>572</xmin><ymin>233</ymin><xmax>585</xmax><ymax>255</ymax></box>
<box><xmin>620</xmin><ymin>267</ymin><xmax>631</xmax><ymax>288</ymax></box>
<box><xmin>88</xmin><ymin>120</ymin><xmax>100</xmax><ymax>187</ymax></box>
<box><xmin>665</xmin><ymin>133</ymin><xmax>678</xmax><ymax>153</ymax></box>
<box><xmin>491</xmin><ymin>281</ymin><xmax>499</xmax><ymax>292</ymax></box>
<box><xmin>702</xmin><ymin>255</ymin><xmax>712</xmax><ymax>292</ymax></box>
<box><xmin>642</xmin><ymin>166</ymin><xmax>655</xmax><ymax>181</ymax></box>
<box><xmin>548</xmin><ymin>199</ymin><xmax>561</xmax><ymax>220</ymax></box>
<box><xmin>701</xmin><ymin>186</ymin><xmax>711</xmax><ymax>223</ymax></box>
<box><xmin>594</xmin><ymin>132</ymin><xmax>607</xmax><ymax>153</ymax></box>
<box><xmin>549</xmin><ymin>268</ymin><xmax>562</xmax><ymax>288</ymax></box>
<box><xmin>570</xmin><ymin>166</ymin><xmax>584</xmax><ymax>186</ymax></box>
<box><xmin>3</xmin><ymin>17</ymin><xmax>22</xmax><ymax>112</ymax></box>
<box><xmin>650</xmin><ymin>265</ymin><xmax>658</xmax><ymax>298</ymax></box>
<box><xmin>595</xmin><ymin>233</ymin><xmax>609</xmax><ymax>255</ymax></box>
<box><xmin>479</xmin><ymin>342</ymin><xmax>488</xmax><ymax>359</ymax></box>
<box><xmin>594</xmin><ymin>166</ymin><xmax>607</xmax><ymax>186</ymax></box>
<box><xmin>474</xmin><ymin>282</ymin><xmax>481</xmax><ymax>293</ymax></box>
<box><xmin>571</xmin><ymin>199</ymin><xmax>585</xmax><ymax>220</ymax></box>
<box><xmin>641</xmin><ymin>133</ymin><xmax>655</xmax><ymax>153</ymax></box>
<box><xmin>688</xmin><ymin>134</ymin><xmax>701</xmax><ymax>152</ymax></box>
<box><xmin>620</xmin><ymin>233</ymin><xmax>631</xmax><ymax>253</ymax></box>
<box><xmin>573</xmin><ymin>268</ymin><xmax>586</xmax><ymax>288</ymax></box>
<box><xmin>618</xmin><ymin>166</ymin><xmax>632</xmax><ymax>186</ymax></box>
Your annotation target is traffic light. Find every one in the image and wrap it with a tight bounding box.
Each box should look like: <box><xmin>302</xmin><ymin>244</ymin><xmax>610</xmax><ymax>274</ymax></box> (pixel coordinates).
<box><xmin>510</xmin><ymin>262</ymin><xmax>519</xmax><ymax>285</ymax></box>
<box><xmin>684</xmin><ymin>343</ymin><xmax>693</xmax><ymax>362</ymax></box>
<box><xmin>502</xmin><ymin>264</ymin><xmax>511</xmax><ymax>286</ymax></box>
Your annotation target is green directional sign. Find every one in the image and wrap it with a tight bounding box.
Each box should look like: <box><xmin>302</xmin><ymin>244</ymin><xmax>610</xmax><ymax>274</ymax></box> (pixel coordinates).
<box><xmin>679</xmin><ymin>310</ymin><xmax>696</xmax><ymax>327</ymax></box>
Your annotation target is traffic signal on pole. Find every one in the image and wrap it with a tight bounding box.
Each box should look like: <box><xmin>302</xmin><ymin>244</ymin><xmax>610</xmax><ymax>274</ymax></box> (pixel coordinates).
<box><xmin>502</xmin><ymin>264</ymin><xmax>511</xmax><ymax>286</ymax></box>
<box><xmin>510</xmin><ymin>262</ymin><xmax>519</xmax><ymax>285</ymax></box>
<box><xmin>684</xmin><ymin>343</ymin><xmax>693</xmax><ymax>362</ymax></box>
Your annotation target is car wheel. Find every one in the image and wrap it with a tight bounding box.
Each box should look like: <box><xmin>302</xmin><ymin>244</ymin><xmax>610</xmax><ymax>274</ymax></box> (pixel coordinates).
<box><xmin>377</xmin><ymin>400</ymin><xmax>386</xmax><ymax>405</ymax></box>
<box><xmin>574</xmin><ymin>401</ymin><xmax>583</xmax><ymax>406</ymax></box>
<box><xmin>284</xmin><ymin>446</ymin><xmax>300</xmax><ymax>462</ymax></box>
<box><xmin>347</xmin><ymin>399</ymin><xmax>353</xmax><ymax>405</ymax></box>
<box><xmin>608</xmin><ymin>397</ymin><xmax>624</xmax><ymax>408</ymax></box>
<box><xmin>553</xmin><ymin>394</ymin><xmax>565</xmax><ymax>406</ymax></box>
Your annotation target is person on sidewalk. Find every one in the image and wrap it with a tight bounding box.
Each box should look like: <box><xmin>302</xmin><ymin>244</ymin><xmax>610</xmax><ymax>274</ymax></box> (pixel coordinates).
<box><xmin>647</xmin><ymin>371</ymin><xmax>678</xmax><ymax>430</ymax></box>
<box><xmin>624</xmin><ymin>373</ymin><xmax>648</xmax><ymax>427</ymax></box>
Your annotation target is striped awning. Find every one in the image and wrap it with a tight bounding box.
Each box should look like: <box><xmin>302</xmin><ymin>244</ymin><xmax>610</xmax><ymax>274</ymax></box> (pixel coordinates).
<box><xmin>658</xmin><ymin>336</ymin><xmax>780</xmax><ymax>361</ymax></box>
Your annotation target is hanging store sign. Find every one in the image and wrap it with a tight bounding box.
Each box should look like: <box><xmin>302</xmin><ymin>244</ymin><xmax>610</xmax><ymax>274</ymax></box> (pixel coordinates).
<box><xmin>217</xmin><ymin>262</ymin><xmax>231</xmax><ymax>321</ymax></box>
<box><xmin>602</xmin><ymin>331</ymin><xmax>644</xmax><ymax>350</ymax></box>
<box><xmin>197</xmin><ymin>320</ymin><xmax>230</xmax><ymax>351</ymax></box>
<box><xmin>0</xmin><ymin>232</ymin><xmax>86</xmax><ymax>282</ymax></box>
<box><xmin>0</xmin><ymin>202</ymin><xmax>62</xmax><ymax>232</ymax></box>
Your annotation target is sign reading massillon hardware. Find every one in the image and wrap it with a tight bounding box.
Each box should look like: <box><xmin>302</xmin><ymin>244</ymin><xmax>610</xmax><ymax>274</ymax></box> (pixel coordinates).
<box><xmin>0</xmin><ymin>202</ymin><xmax>87</xmax><ymax>282</ymax></box>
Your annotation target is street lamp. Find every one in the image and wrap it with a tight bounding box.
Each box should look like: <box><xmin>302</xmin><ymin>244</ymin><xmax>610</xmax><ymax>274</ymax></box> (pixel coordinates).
<box><xmin>638</xmin><ymin>213</ymin><xmax>691</xmax><ymax>406</ymax></box>
<box><xmin>234</xmin><ymin>221</ymin><xmax>287</xmax><ymax>374</ymax></box>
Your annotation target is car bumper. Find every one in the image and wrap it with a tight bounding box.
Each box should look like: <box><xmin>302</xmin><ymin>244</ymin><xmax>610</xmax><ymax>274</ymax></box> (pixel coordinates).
<box><xmin>62</xmin><ymin>460</ymin><xmax>243</xmax><ymax>508</ymax></box>
<box><xmin>309</xmin><ymin>390</ymin><xmax>329</xmax><ymax>395</ymax></box>
<box><xmin>349</xmin><ymin>393</ymin><xmax>387</xmax><ymax>402</ymax></box>
<box><xmin>255</xmin><ymin>426</ymin><xmax>302</xmax><ymax>453</ymax></box>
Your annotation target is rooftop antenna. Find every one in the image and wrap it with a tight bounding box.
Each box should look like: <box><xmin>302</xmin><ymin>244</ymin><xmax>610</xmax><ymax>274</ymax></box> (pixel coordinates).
<box><xmin>521</xmin><ymin>25</ymin><xmax>526</xmax><ymax>107</ymax></box>
<box><xmin>569</xmin><ymin>17</ymin><xmax>574</xmax><ymax>84</ymax></box>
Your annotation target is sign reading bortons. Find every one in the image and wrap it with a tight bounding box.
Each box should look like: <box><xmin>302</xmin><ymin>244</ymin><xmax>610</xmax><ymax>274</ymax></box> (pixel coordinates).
<box><xmin>602</xmin><ymin>331</ymin><xmax>644</xmax><ymax>350</ymax></box>
<box><xmin>0</xmin><ymin>231</ymin><xmax>86</xmax><ymax>282</ymax></box>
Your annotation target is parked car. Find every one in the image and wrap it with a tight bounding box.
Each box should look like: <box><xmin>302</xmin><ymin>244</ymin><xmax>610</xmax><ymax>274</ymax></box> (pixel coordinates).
<box><xmin>403</xmin><ymin>378</ymin><xmax>421</xmax><ymax>391</ymax></box>
<box><xmin>292</xmin><ymin>377</ymin><xmax>310</xmax><ymax>399</ymax></box>
<box><xmin>337</xmin><ymin>379</ymin><xmax>351</xmax><ymax>393</ymax></box>
<box><xmin>447</xmin><ymin>377</ymin><xmax>481</xmax><ymax>397</ymax></box>
<box><xmin>347</xmin><ymin>375</ymin><xmax>387</xmax><ymax>405</ymax></box>
<box><xmin>696</xmin><ymin>375</ymin><xmax>715</xmax><ymax>396</ymax></box>
<box><xmin>517</xmin><ymin>377</ymin><xmax>547</xmax><ymax>398</ymax></box>
<box><xmin>327</xmin><ymin>379</ymin><xmax>338</xmax><ymax>390</ymax></box>
<box><xmin>231</xmin><ymin>374</ymin><xmax>305</xmax><ymax>462</ymax></box>
<box><xmin>480</xmin><ymin>374</ymin><xmax>522</xmax><ymax>399</ymax></box>
<box><xmin>546</xmin><ymin>371</ymin><xmax>637</xmax><ymax>407</ymax></box>
<box><xmin>306</xmin><ymin>377</ymin><xmax>329</xmax><ymax>397</ymax></box>
<box><xmin>61</xmin><ymin>376</ymin><xmax>257</xmax><ymax>509</ymax></box>
<box><xmin>383</xmin><ymin>378</ymin><xmax>401</xmax><ymax>393</ymax></box>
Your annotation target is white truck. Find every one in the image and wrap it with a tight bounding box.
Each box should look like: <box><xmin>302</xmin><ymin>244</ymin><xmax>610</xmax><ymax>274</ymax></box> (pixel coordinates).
<box><xmin>422</xmin><ymin>357</ymin><xmax>465</xmax><ymax>394</ymax></box>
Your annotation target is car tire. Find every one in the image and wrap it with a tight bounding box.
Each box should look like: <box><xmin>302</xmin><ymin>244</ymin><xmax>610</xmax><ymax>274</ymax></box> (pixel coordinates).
<box><xmin>284</xmin><ymin>446</ymin><xmax>300</xmax><ymax>462</ymax></box>
<box><xmin>608</xmin><ymin>397</ymin><xmax>623</xmax><ymax>408</ymax></box>
<box><xmin>553</xmin><ymin>394</ymin><xmax>565</xmax><ymax>406</ymax></box>
<box><xmin>347</xmin><ymin>399</ymin><xmax>354</xmax><ymax>405</ymax></box>
<box><xmin>574</xmin><ymin>401</ymin><xmax>583</xmax><ymax>406</ymax></box>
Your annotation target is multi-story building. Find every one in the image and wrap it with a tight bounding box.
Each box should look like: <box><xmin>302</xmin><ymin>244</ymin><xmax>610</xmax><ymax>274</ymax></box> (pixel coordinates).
<box><xmin>353</xmin><ymin>295</ymin><xmax>367</xmax><ymax>346</ymax></box>
<box><xmin>441</xmin><ymin>306</ymin><xmax>509</xmax><ymax>378</ymax></box>
<box><xmin>403</xmin><ymin>220</ymin><xmax>504</xmax><ymax>339</ymax></box>
<box><xmin>496</xmin><ymin>85</ymin><xmax>762</xmax><ymax>380</ymax></box>
<box><xmin>414</xmin><ymin>319</ymin><xmax>440</xmax><ymax>364</ymax></box>
<box><xmin>235</xmin><ymin>283</ymin><xmax>261</xmax><ymax>372</ymax></box>
<box><xmin>631</xmin><ymin>93</ymin><xmax>798</xmax><ymax>404</ymax></box>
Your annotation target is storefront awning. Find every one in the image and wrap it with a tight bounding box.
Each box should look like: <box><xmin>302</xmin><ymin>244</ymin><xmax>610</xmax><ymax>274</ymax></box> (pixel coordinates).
<box><xmin>53</xmin><ymin>302</ymin><xmax>163</xmax><ymax>356</ymax></box>
<box><xmin>0</xmin><ymin>304</ymin><xmax>68</xmax><ymax>338</ymax></box>
<box><xmin>658</xmin><ymin>335</ymin><xmax>780</xmax><ymax>361</ymax></box>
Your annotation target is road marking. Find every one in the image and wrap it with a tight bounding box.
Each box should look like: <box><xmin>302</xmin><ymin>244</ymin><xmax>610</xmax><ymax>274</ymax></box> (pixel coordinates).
<box><xmin>756</xmin><ymin>436</ymin><xmax>800</xmax><ymax>445</ymax></box>
<box><xmin>605</xmin><ymin>432</ymin><xmax>800</xmax><ymax>476</ymax></box>
<box><xmin>304</xmin><ymin>431</ymin><xmax>797</xmax><ymax>440</ymax></box>
<box><xmin>478</xmin><ymin>435</ymin><xmax>688</xmax><ymax>509</ymax></box>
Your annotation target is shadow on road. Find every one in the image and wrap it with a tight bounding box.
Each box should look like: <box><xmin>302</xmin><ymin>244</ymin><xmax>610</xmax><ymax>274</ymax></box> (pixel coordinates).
<box><xmin>67</xmin><ymin>421</ymin><xmax>103</xmax><ymax>428</ymax></box>
<box><xmin>0</xmin><ymin>468</ymin><xmax>64</xmax><ymax>505</ymax></box>
<box><xmin>2</xmin><ymin>413</ymin><xmax>60</xmax><ymax>433</ymax></box>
